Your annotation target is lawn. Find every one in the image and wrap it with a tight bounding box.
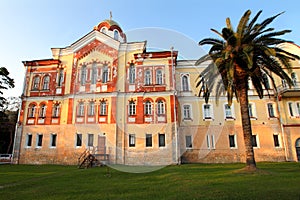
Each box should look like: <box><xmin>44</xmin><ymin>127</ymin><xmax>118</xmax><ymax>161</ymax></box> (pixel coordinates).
<box><xmin>0</xmin><ymin>162</ymin><xmax>299</xmax><ymax>200</ymax></box>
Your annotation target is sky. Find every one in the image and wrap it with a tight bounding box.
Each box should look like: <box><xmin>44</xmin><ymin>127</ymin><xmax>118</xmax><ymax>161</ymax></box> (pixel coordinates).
<box><xmin>0</xmin><ymin>0</ymin><xmax>299</xmax><ymax>97</ymax></box>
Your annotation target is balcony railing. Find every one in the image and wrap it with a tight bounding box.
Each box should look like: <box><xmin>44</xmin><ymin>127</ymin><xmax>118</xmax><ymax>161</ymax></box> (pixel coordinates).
<box><xmin>277</xmin><ymin>81</ymin><xmax>300</xmax><ymax>97</ymax></box>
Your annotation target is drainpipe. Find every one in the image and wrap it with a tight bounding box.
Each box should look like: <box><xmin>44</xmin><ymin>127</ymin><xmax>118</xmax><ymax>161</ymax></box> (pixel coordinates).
<box><xmin>171</xmin><ymin>47</ymin><xmax>179</xmax><ymax>164</ymax></box>
<box><xmin>276</xmin><ymin>87</ymin><xmax>289</xmax><ymax>161</ymax></box>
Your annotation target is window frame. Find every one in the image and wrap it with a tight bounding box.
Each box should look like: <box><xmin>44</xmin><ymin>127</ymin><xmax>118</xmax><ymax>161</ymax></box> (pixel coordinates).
<box><xmin>273</xmin><ymin>134</ymin><xmax>280</xmax><ymax>148</ymax></box>
<box><xmin>229</xmin><ymin>135</ymin><xmax>237</xmax><ymax>148</ymax></box>
<box><xmin>50</xmin><ymin>134</ymin><xmax>57</xmax><ymax>148</ymax></box>
<box><xmin>181</xmin><ymin>74</ymin><xmax>189</xmax><ymax>91</ymax></box>
<box><xmin>52</xmin><ymin>104</ymin><xmax>60</xmax><ymax>118</ymax></box>
<box><xmin>28</xmin><ymin>104</ymin><xmax>36</xmax><ymax>118</ymax></box>
<box><xmin>80</xmin><ymin>65</ymin><xmax>87</xmax><ymax>86</ymax></box>
<box><xmin>39</xmin><ymin>104</ymin><xmax>47</xmax><ymax>118</ymax></box>
<box><xmin>100</xmin><ymin>101</ymin><xmax>107</xmax><ymax>116</ymax></box>
<box><xmin>76</xmin><ymin>133</ymin><xmax>82</xmax><ymax>147</ymax></box>
<box><xmin>32</xmin><ymin>76</ymin><xmax>40</xmax><ymax>90</ymax></box>
<box><xmin>128</xmin><ymin>101</ymin><xmax>136</xmax><ymax>116</ymax></box>
<box><xmin>102</xmin><ymin>65</ymin><xmax>109</xmax><ymax>83</ymax></box>
<box><xmin>144</xmin><ymin>100</ymin><xmax>152</xmax><ymax>115</ymax></box>
<box><xmin>42</xmin><ymin>75</ymin><xmax>50</xmax><ymax>90</ymax></box>
<box><xmin>158</xmin><ymin>133</ymin><xmax>166</xmax><ymax>147</ymax></box>
<box><xmin>144</xmin><ymin>70</ymin><xmax>152</xmax><ymax>85</ymax></box>
<box><xmin>87</xmin><ymin>134</ymin><xmax>94</xmax><ymax>147</ymax></box>
<box><xmin>203</xmin><ymin>103</ymin><xmax>213</xmax><ymax>120</ymax></box>
<box><xmin>88</xmin><ymin>101</ymin><xmax>95</xmax><ymax>116</ymax></box>
<box><xmin>145</xmin><ymin>134</ymin><xmax>152</xmax><ymax>147</ymax></box>
<box><xmin>155</xmin><ymin>69</ymin><xmax>163</xmax><ymax>85</ymax></box>
<box><xmin>129</xmin><ymin>63</ymin><xmax>135</xmax><ymax>84</ymax></box>
<box><xmin>91</xmin><ymin>63</ymin><xmax>97</xmax><ymax>85</ymax></box>
<box><xmin>78</xmin><ymin>102</ymin><xmax>85</xmax><ymax>117</ymax></box>
<box><xmin>224</xmin><ymin>103</ymin><xmax>235</xmax><ymax>120</ymax></box>
<box><xmin>183</xmin><ymin>104</ymin><xmax>192</xmax><ymax>120</ymax></box>
<box><xmin>129</xmin><ymin>134</ymin><xmax>136</xmax><ymax>147</ymax></box>
<box><xmin>185</xmin><ymin>135</ymin><xmax>192</xmax><ymax>149</ymax></box>
<box><xmin>267</xmin><ymin>103</ymin><xmax>276</xmax><ymax>118</ymax></box>
<box><xmin>26</xmin><ymin>134</ymin><xmax>32</xmax><ymax>147</ymax></box>
<box><xmin>36</xmin><ymin>134</ymin><xmax>43</xmax><ymax>148</ymax></box>
<box><xmin>157</xmin><ymin>100</ymin><xmax>165</xmax><ymax>115</ymax></box>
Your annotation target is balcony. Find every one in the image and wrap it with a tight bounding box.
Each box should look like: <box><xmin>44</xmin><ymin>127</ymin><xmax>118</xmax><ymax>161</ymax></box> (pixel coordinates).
<box><xmin>277</xmin><ymin>82</ymin><xmax>300</xmax><ymax>97</ymax></box>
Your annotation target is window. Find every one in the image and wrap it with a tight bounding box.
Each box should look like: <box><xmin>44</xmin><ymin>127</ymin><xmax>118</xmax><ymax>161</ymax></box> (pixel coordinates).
<box><xmin>101</xmin><ymin>27</ymin><xmax>107</xmax><ymax>34</ymax></box>
<box><xmin>91</xmin><ymin>63</ymin><xmax>97</xmax><ymax>84</ymax></box>
<box><xmin>88</xmin><ymin>102</ymin><xmax>95</xmax><ymax>116</ymax></box>
<box><xmin>88</xmin><ymin>134</ymin><xmax>94</xmax><ymax>147</ymax></box>
<box><xmin>296</xmin><ymin>102</ymin><xmax>300</xmax><ymax>116</ymax></box>
<box><xmin>129</xmin><ymin>63</ymin><xmax>135</xmax><ymax>84</ymax></box>
<box><xmin>157</xmin><ymin>100</ymin><xmax>165</xmax><ymax>115</ymax></box>
<box><xmin>78</xmin><ymin>102</ymin><xmax>84</xmax><ymax>116</ymax></box>
<box><xmin>291</xmin><ymin>72</ymin><xmax>297</xmax><ymax>86</ymax></box>
<box><xmin>273</xmin><ymin>134</ymin><xmax>280</xmax><ymax>147</ymax></box>
<box><xmin>251</xmin><ymin>135</ymin><xmax>258</xmax><ymax>147</ymax></box>
<box><xmin>207</xmin><ymin>135</ymin><xmax>215</xmax><ymax>149</ymax></box>
<box><xmin>50</xmin><ymin>134</ymin><xmax>57</xmax><ymax>147</ymax></box>
<box><xmin>282</xmin><ymin>79</ymin><xmax>287</xmax><ymax>88</ymax></box>
<box><xmin>114</xmin><ymin>30</ymin><xmax>119</xmax><ymax>40</ymax></box>
<box><xmin>81</xmin><ymin>65</ymin><xmax>87</xmax><ymax>86</ymax></box>
<box><xmin>102</xmin><ymin>65</ymin><xmax>108</xmax><ymax>83</ymax></box>
<box><xmin>288</xmin><ymin>102</ymin><xmax>294</xmax><ymax>117</ymax></box>
<box><xmin>144</xmin><ymin>100</ymin><xmax>152</xmax><ymax>115</ymax></box>
<box><xmin>32</xmin><ymin>76</ymin><xmax>40</xmax><ymax>90</ymax></box>
<box><xmin>146</xmin><ymin>134</ymin><xmax>152</xmax><ymax>147</ymax></box>
<box><xmin>129</xmin><ymin>134</ymin><xmax>135</xmax><ymax>147</ymax></box>
<box><xmin>203</xmin><ymin>104</ymin><xmax>212</xmax><ymax>119</ymax></box>
<box><xmin>39</xmin><ymin>104</ymin><xmax>46</xmax><ymax>118</ymax></box>
<box><xmin>156</xmin><ymin>69</ymin><xmax>163</xmax><ymax>85</ymax></box>
<box><xmin>100</xmin><ymin>101</ymin><xmax>107</xmax><ymax>115</ymax></box>
<box><xmin>229</xmin><ymin>135</ymin><xmax>236</xmax><ymax>148</ymax></box>
<box><xmin>26</xmin><ymin>134</ymin><xmax>32</xmax><ymax>147</ymax></box>
<box><xmin>248</xmin><ymin>103</ymin><xmax>256</xmax><ymax>118</ymax></box>
<box><xmin>158</xmin><ymin>133</ymin><xmax>165</xmax><ymax>147</ymax></box>
<box><xmin>183</xmin><ymin>105</ymin><xmax>191</xmax><ymax>119</ymax></box>
<box><xmin>57</xmin><ymin>69</ymin><xmax>64</xmax><ymax>87</ymax></box>
<box><xmin>36</xmin><ymin>134</ymin><xmax>43</xmax><ymax>147</ymax></box>
<box><xmin>224</xmin><ymin>104</ymin><xmax>233</xmax><ymax>119</ymax></box>
<box><xmin>185</xmin><ymin>135</ymin><xmax>192</xmax><ymax>148</ymax></box>
<box><xmin>182</xmin><ymin>75</ymin><xmax>189</xmax><ymax>91</ymax></box>
<box><xmin>144</xmin><ymin>70</ymin><xmax>151</xmax><ymax>85</ymax></box>
<box><xmin>129</xmin><ymin>101</ymin><xmax>136</xmax><ymax>116</ymax></box>
<box><xmin>267</xmin><ymin>103</ymin><xmax>275</xmax><ymax>118</ymax></box>
<box><xmin>28</xmin><ymin>104</ymin><xmax>36</xmax><ymax>118</ymax></box>
<box><xmin>262</xmin><ymin>73</ymin><xmax>270</xmax><ymax>89</ymax></box>
<box><xmin>76</xmin><ymin>133</ymin><xmax>82</xmax><ymax>147</ymax></box>
<box><xmin>42</xmin><ymin>75</ymin><xmax>50</xmax><ymax>90</ymax></box>
<box><xmin>52</xmin><ymin>104</ymin><xmax>60</xmax><ymax>118</ymax></box>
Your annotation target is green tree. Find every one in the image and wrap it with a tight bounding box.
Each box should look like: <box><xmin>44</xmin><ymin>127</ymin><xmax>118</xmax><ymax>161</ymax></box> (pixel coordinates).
<box><xmin>0</xmin><ymin>67</ymin><xmax>15</xmax><ymax>109</ymax></box>
<box><xmin>196</xmin><ymin>10</ymin><xmax>299</xmax><ymax>170</ymax></box>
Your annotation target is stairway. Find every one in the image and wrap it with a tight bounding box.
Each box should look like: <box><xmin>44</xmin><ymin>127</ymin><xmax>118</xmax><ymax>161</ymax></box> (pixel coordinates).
<box><xmin>78</xmin><ymin>149</ymin><xmax>98</xmax><ymax>169</ymax></box>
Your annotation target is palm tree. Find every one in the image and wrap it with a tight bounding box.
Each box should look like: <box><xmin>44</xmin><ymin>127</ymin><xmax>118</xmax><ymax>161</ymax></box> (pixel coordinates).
<box><xmin>196</xmin><ymin>10</ymin><xmax>299</xmax><ymax>170</ymax></box>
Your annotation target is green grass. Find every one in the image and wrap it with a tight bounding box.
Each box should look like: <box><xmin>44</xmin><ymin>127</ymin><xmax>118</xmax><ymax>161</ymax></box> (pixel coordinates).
<box><xmin>0</xmin><ymin>162</ymin><xmax>300</xmax><ymax>200</ymax></box>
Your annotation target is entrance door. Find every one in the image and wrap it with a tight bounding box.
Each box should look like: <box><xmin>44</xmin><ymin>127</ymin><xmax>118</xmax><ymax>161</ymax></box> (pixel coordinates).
<box><xmin>98</xmin><ymin>136</ymin><xmax>106</xmax><ymax>155</ymax></box>
<box><xmin>296</xmin><ymin>138</ymin><xmax>300</xmax><ymax>162</ymax></box>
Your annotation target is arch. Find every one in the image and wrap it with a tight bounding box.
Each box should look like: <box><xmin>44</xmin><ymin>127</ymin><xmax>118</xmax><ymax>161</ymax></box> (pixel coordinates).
<box><xmin>296</xmin><ymin>138</ymin><xmax>300</xmax><ymax>162</ymax></box>
<box><xmin>28</xmin><ymin>103</ymin><xmax>37</xmax><ymax>118</ymax></box>
<box><xmin>143</xmin><ymin>98</ymin><xmax>154</xmax><ymax>115</ymax></box>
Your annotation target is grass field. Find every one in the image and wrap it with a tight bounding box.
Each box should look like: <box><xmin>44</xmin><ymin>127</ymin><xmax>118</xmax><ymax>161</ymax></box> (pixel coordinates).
<box><xmin>0</xmin><ymin>162</ymin><xmax>299</xmax><ymax>200</ymax></box>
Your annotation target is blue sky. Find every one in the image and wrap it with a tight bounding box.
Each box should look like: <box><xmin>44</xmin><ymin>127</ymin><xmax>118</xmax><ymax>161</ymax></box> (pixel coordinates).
<box><xmin>0</xmin><ymin>0</ymin><xmax>299</xmax><ymax>97</ymax></box>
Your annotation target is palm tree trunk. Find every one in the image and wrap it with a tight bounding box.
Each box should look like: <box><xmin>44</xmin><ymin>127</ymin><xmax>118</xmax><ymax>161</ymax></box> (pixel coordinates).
<box><xmin>238</xmin><ymin>81</ymin><xmax>257</xmax><ymax>170</ymax></box>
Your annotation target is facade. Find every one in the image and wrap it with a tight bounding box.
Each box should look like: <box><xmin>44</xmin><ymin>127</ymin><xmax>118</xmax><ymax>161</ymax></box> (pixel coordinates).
<box><xmin>12</xmin><ymin>19</ymin><xmax>300</xmax><ymax>165</ymax></box>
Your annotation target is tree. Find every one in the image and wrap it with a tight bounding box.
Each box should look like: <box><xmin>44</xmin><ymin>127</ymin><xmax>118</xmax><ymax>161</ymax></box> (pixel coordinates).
<box><xmin>0</xmin><ymin>67</ymin><xmax>15</xmax><ymax>109</ymax></box>
<box><xmin>196</xmin><ymin>10</ymin><xmax>299</xmax><ymax>171</ymax></box>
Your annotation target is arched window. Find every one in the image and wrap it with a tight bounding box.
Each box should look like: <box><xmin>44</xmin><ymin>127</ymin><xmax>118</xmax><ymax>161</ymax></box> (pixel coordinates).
<box><xmin>114</xmin><ymin>30</ymin><xmax>119</xmax><ymax>40</ymax></box>
<box><xmin>262</xmin><ymin>73</ymin><xmax>270</xmax><ymax>89</ymax></box>
<box><xmin>182</xmin><ymin>75</ymin><xmax>189</xmax><ymax>91</ymax></box>
<box><xmin>129</xmin><ymin>63</ymin><xmax>135</xmax><ymax>84</ymax></box>
<box><xmin>101</xmin><ymin>27</ymin><xmax>107</xmax><ymax>34</ymax></box>
<box><xmin>144</xmin><ymin>100</ymin><xmax>152</xmax><ymax>115</ymax></box>
<box><xmin>81</xmin><ymin>65</ymin><xmax>87</xmax><ymax>86</ymax></box>
<box><xmin>78</xmin><ymin>102</ymin><xmax>85</xmax><ymax>116</ymax></box>
<box><xmin>156</xmin><ymin>69</ymin><xmax>163</xmax><ymax>85</ymax></box>
<box><xmin>157</xmin><ymin>100</ymin><xmax>165</xmax><ymax>115</ymax></box>
<box><xmin>100</xmin><ymin>101</ymin><xmax>107</xmax><ymax>115</ymax></box>
<box><xmin>88</xmin><ymin>101</ymin><xmax>95</xmax><ymax>116</ymax></box>
<box><xmin>144</xmin><ymin>70</ymin><xmax>151</xmax><ymax>85</ymax></box>
<box><xmin>102</xmin><ymin>65</ymin><xmax>108</xmax><ymax>83</ymax></box>
<box><xmin>129</xmin><ymin>101</ymin><xmax>136</xmax><ymax>116</ymax></box>
<box><xmin>52</xmin><ymin>104</ymin><xmax>60</xmax><ymax>118</ymax></box>
<box><xmin>42</xmin><ymin>75</ymin><xmax>50</xmax><ymax>90</ymax></box>
<box><xmin>28</xmin><ymin>104</ymin><xmax>36</xmax><ymax>118</ymax></box>
<box><xmin>32</xmin><ymin>76</ymin><xmax>40</xmax><ymax>90</ymax></box>
<box><xmin>91</xmin><ymin>63</ymin><xmax>97</xmax><ymax>84</ymax></box>
<box><xmin>39</xmin><ymin>104</ymin><xmax>46</xmax><ymax>118</ymax></box>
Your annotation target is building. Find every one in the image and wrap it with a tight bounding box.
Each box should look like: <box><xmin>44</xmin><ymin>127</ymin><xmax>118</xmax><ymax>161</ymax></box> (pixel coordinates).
<box><xmin>12</xmin><ymin>18</ymin><xmax>300</xmax><ymax>165</ymax></box>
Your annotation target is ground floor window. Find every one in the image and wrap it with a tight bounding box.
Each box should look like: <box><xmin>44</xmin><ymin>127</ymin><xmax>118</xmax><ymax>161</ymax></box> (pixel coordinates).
<box><xmin>185</xmin><ymin>135</ymin><xmax>192</xmax><ymax>148</ymax></box>
<box><xmin>36</xmin><ymin>134</ymin><xmax>43</xmax><ymax>147</ymax></box>
<box><xmin>26</xmin><ymin>134</ymin><xmax>32</xmax><ymax>147</ymax></box>
<box><xmin>252</xmin><ymin>135</ymin><xmax>258</xmax><ymax>147</ymax></box>
<box><xmin>158</xmin><ymin>133</ymin><xmax>165</xmax><ymax>147</ymax></box>
<box><xmin>50</xmin><ymin>134</ymin><xmax>57</xmax><ymax>147</ymax></box>
<box><xmin>273</xmin><ymin>134</ymin><xmax>280</xmax><ymax>147</ymax></box>
<box><xmin>88</xmin><ymin>134</ymin><xmax>94</xmax><ymax>147</ymax></box>
<box><xmin>129</xmin><ymin>134</ymin><xmax>135</xmax><ymax>147</ymax></box>
<box><xmin>76</xmin><ymin>133</ymin><xmax>82</xmax><ymax>147</ymax></box>
<box><xmin>229</xmin><ymin>135</ymin><xmax>236</xmax><ymax>148</ymax></box>
<box><xmin>146</xmin><ymin>134</ymin><xmax>152</xmax><ymax>147</ymax></box>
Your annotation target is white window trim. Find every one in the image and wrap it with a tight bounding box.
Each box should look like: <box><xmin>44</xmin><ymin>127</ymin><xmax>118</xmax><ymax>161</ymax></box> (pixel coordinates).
<box><xmin>273</xmin><ymin>133</ymin><xmax>281</xmax><ymax>148</ymax></box>
<box><xmin>202</xmin><ymin>103</ymin><xmax>214</xmax><ymax>121</ymax></box>
<box><xmin>50</xmin><ymin>133</ymin><xmax>57</xmax><ymax>148</ymax></box>
<box><xmin>224</xmin><ymin>103</ymin><xmax>236</xmax><ymax>120</ymax></box>
<box><xmin>25</xmin><ymin>133</ymin><xmax>32</xmax><ymax>148</ymax></box>
<box><xmin>181</xmin><ymin>74</ymin><xmax>190</xmax><ymax>92</ymax></box>
<box><xmin>185</xmin><ymin>135</ymin><xmax>192</xmax><ymax>149</ymax></box>
<box><xmin>252</xmin><ymin>134</ymin><xmax>260</xmax><ymax>149</ymax></box>
<box><xmin>75</xmin><ymin>133</ymin><xmax>83</xmax><ymax>148</ymax></box>
<box><xmin>267</xmin><ymin>102</ymin><xmax>277</xmax><ymax>119</ymax></box>
<box><xmin>182</xmin><ymin>104</ymin><xmax>193</xmax><ymax>121</ymax></box>
<box><xmin>36</xmin><ymin>133</ymin><xmax>43</xmax><ymax>148</ymax></box>
<box><xmin>248</xmin><ymin>102</ymin><xmax>257</xmax><ymax>120</ymax></box>
<box><xmin>229</xmin><ymin>134</ymin><xmax>238</xmax><ymax>149</ymax></box>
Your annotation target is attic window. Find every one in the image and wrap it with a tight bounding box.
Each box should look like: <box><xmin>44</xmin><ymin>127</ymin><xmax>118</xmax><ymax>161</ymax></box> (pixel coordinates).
<box><xmin>101</xmin><ymin>27</ymin><xmax>107</xmax><ymax>34</ymax></box>
<box><xmin>114</xmin><ymin>30</ymin><xmax>119</xmax><ymax>40</ymax></box>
